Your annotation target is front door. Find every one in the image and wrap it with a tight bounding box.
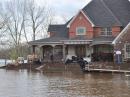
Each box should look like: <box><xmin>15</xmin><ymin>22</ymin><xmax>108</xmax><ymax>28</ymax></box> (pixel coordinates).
<box><xmin>75</xmin><ymin>45</ymin><xmax>86</xmax><ymax>58</ymax></box>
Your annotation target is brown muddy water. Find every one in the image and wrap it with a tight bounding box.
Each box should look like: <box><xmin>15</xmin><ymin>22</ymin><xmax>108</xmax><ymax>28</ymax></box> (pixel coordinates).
<box><xmin>0</xmin><ymin>66</ymin><xmax>130</xmax><ymax>97</ymax></box>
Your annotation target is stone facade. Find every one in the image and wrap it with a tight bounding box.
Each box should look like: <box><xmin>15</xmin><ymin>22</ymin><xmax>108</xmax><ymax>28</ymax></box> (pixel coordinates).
<box><xmin>114</xmin><ymin>27</ymin><xmax>130</xmax><ymax>62</ymax></box>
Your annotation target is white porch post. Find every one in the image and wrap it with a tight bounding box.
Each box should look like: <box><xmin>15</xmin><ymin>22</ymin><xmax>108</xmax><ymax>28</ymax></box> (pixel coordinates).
<box><xmin>52</xmin><ymin>45</ymin><xmax>55</xmax><ymax>55</ymax></box>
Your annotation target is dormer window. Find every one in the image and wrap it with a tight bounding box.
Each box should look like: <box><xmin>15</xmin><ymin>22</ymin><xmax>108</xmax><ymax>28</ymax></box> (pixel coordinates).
<box><xmin>76</xmin><ymin>27</ymin><xmax>86</xmax><ymax>35</ymax></box>
<box><xmin>101</xmin><ymin>27</ymin><xmax>112</xmax><ymax>36</ymax></box>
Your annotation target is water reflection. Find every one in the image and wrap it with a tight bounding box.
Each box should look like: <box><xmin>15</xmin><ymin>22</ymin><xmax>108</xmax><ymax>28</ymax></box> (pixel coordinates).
<box><xmin>0</xmin><ymin>67</ymin><xmax>130</xmax><ymax>97</ymax></box>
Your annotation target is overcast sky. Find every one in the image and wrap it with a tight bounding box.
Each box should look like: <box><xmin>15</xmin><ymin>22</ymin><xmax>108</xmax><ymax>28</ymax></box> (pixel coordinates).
<box><xmin>36</xmin><ymin>0</ymin><xmax>92</xmax><ymax>24</ymax></box>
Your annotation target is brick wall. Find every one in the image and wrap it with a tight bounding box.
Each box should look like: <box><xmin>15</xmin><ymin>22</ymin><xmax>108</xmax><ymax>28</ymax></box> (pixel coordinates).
<box><xmin>69</xmin><ymin>12</ymin><xmax>93</xmax><ymax>39</ymax></box>
<box><xmin>112</xmin><ymin>26</ymin><xmax>121</xmax><ymax>37</ymax></box>
<box><xmin>69</xmin><ymin>11</ymin><xmax>122</xmax><ymax>39</ymax></box>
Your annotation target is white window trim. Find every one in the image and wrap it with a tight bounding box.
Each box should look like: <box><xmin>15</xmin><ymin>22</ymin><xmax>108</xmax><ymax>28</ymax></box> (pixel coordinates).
<box><xmin>76</xmin><ymin>27</ymin><xmax>86</xmax><ymax>35</ymax></box>
<box><xmin>124</xmin><ymin>43</ymin><xmax>130</xmax><ymax>58</ymax></box>
<box><xmin>100</xmin><ymin>28</ymin><xmax>112</xmax><ymax>36</ymax></box>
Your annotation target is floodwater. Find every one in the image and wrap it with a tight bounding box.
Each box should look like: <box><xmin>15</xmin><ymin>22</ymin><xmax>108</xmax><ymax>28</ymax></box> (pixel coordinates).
<box><xmin>0</xmin><ymin>59</ymin><xmax>27</xmax><ymax>67</ymax></box>
<box><xmin>0</xmin><ymin>66</ymin><xmax>130</xmax><ymax>97</ymax></box>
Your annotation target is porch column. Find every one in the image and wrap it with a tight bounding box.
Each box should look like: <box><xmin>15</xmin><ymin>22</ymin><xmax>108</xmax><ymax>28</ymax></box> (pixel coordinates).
<box><xmin>90</xmin><ymin>46</ymin><xmax>92</xmax><ymax>59</ymax></box>
<box><xmin>63</xmin><ymin>45</ymin><xmax>66</xmax><ymax>61</ymax></box>
<box><xmin>86</xmin><ymin>45</ymin><xmax>88</xmax><ymax>57</ymax></box>
<box><xmin>42</xmin><ymin>46</ymin><xmax>44</xmax><ymax>60</ymax></box>
<box><xmin>32</xmin><ymin>45</ymin><xmax>36</xmax><ymax>54</ymax></box>
<box><xmin>39</xmin><ymin>46</ymin><xmax>43</xmax><ymax>61</ymax></box>
<box><xmin>51</xmin><ymin>45</ymin><xmax>56</xmax><ymax>62</ymax></box>
<box><xmin>52</xmin><ymin>45</ymin><xmax>55</xmax><ymax>55</ymax></box>
<box><xmin>90</xmin><ymin>46</ymin><xmax>93</xmax><ymax>60</ymax></box>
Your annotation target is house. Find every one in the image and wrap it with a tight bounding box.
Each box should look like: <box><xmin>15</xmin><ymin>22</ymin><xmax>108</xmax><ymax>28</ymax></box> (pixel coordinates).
<box><xmin>112</xmin><ymin>23</ymin><xmax>130</xmax><ymax>62</ymax></box>
<box><xmin>29</xmin><ymin>0</ymin><xmax>130</xmax><ymax>62</ymax></box>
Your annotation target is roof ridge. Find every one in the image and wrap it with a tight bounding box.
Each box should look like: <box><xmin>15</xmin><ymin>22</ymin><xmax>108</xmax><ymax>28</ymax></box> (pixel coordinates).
<box><xmin>100</xmin><ymin>0</ymin><xmax>122</xmax><ymax>26</ymax></box>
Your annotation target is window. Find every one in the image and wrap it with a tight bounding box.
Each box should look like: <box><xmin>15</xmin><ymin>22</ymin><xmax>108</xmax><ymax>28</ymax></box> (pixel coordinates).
<box><xmin>76</xmin><ymin>27</ymin><xmax>86</xmax><ymax>35</ymax></box>
<box><xmin>126</xmin><ymin>44</ymin><xmax>130</xmax><ymax>58</ymax></box>
<box><xmin>101</xmin><ymin>27</ymin><xmax>112</xmax><ymax>36</ymax></box>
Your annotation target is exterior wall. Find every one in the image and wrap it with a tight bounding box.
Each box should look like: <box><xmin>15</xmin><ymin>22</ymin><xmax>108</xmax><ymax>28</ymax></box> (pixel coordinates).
<box><xmin>67</xmin><ymin>45</ymin><xmax>76</xmax><ymax>56</ymax></box>
<box><xmin>93</xmin><ymin>45</ymin><xmax>114</xmax><ymax>61</ymax></box>
<box><xmin>69</xmin><ymin>12</ymin><xmax>94</xmax><ymax>39</ymax></box>
<box><xmin>67</xmin><ymin>45</ymin><xmax>92</xmax><ymax>57</ymax></box>
<box><xmin>49</xmin><ymin>32</ymin><xmax>55</xmax><ymax>37</ymax></box>
<box><xmin>86</xmin><ymin>45</ymin><xmax>91</xmax><ymax>57</ymax></box>
<box><xmin>112</xmin><ymin>26</ymin><xmax>121</xmax><ymax>37</ymax></box>
<box><xmin>114</xmin><ymin>28</ymin><xmax>130</xmax><ymax>62</ymax></box>
<box><xmin>93</xmin><ymin>26</ymin><xmax>121</xmax><ymax>37</ymax></box>
<box><xmin>93</xmin><ymin>27</ymin><xmax>101</xmax><ymax>37</ymax></box>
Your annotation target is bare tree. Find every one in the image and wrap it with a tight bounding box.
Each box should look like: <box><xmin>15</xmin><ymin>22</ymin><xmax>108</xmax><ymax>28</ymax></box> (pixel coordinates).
<box><xmin>26</xmin><ymin>0</ymin><xmax>47</xmax><ymax>41</ymax></box>
<box><xmin>0</xmin><ymin>0</ymin><xmax>54</xmax><ymax>59</ymax></box>
<box><xmin>0</xmin><ymin>0</ymin><xmax>28</xmax><ymax>59</ymax></box>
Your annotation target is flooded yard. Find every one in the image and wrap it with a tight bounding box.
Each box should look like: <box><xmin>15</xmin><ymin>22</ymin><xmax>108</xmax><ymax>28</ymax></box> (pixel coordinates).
<box><xmin>0</xmin><ymin>65</ymin><xmax>130</xmax><ymax>97</ymax></box>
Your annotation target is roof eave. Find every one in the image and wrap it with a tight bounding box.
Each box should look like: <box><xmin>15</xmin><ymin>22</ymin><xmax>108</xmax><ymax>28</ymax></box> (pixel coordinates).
<box><xmin>67</xmin><ymin>10</ymin><xmax>95</xmax><ymax>28</ymax></box>
<box><xmin>112</xmin><ymin>22</ymin><xmax>130</xmax><ymax>44</ymax></box>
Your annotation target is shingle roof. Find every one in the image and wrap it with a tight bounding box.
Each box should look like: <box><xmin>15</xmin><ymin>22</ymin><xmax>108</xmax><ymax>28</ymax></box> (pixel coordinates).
<box><xmin>29</xmin><ymin>37</ymin><xmax>68</xmax><ymax>45</ymax></box>
<box><xmin>48</xmin><ymin>24</ymin><xmax>68</xmax><ymax>38</ymax></box>
<box><xmin>92</xmin><ymin>36</ymin><xmax>115</xmax><ymax>45</ymax></box>
<box><xmin>83</xmin><ymin>0</ymin><xmax>119</xmax><ymax>27</ymax></box>
<box><xmin>47</xmin><ymin>0</ymin><xmax>130</xmax><ymax>39</ymax></box>
<box><xmin>103</xmin><ymin>0</ymin><xmax>130</xmax><ymax>27</ymax></box>
<box><xmin>29</xmin><ymin>0</ymin><xmax>130</xmax><ymax>45</ymax></box>
<box><xmin>113</xmin><ymin>22</ymin><xmax>130</xmax><ymax>44</ymax></box>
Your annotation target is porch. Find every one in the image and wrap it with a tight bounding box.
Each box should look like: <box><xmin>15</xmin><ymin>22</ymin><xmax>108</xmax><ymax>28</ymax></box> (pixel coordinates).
<box><xmin>31</xmin><ymin>44</ymin><xmax>92</xmax><ymax>63</ymax></box>
<box><xmin>92</xmin><ymin>44</ymin><xmax>114</xmax><ymax>62</ymax></box>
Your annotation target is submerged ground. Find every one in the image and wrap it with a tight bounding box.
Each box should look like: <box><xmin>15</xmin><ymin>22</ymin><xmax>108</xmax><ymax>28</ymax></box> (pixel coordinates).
<box><xmin>0</xmin><ymin>64</ymin><xmax>130</xmax><ymax>97</ymax></box>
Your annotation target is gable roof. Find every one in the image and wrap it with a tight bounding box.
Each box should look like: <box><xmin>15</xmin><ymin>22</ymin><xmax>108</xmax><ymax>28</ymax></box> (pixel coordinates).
<box><xmin>29</xmin><ymin>0</ymin><xmax>130</xmax><ymax>45</ymax></box>
<box><xmin>48</xmin><ymin>24</ymin><xmax>68</xmax><ymax>38</ymax></box>
<box><xmin>112</xmin><ymin>22</ymin><xmax>130</xmax><ymax>44</ymax></box>
<box><xmin>83</xmin><ymin>0</ymin><xmax>130</xmax><ymax>27</ymax></box>
<box><xmin>67</xmin><ymin>10</ymin><xmax>95</xmax><ymax>28</ymax></box>
<box><xmin>103</xmin><ymin>0</ymin><xmax>130</xmax><ymax>27</ymax></box>
<box><xmin>83</xmin><ymin>0</ymin><xmax>122</xmax><ymax>27</ymax></box>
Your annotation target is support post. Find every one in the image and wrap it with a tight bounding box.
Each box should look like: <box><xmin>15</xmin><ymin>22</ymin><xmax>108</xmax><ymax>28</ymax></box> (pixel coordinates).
<box><xmin>63</xmin><ymin>45</ymin><xmax>66</xmax><ymax>62</ymax></box>
<box><xmin>51</xmin><ymin>45</ymin><xmax>56</xmax><ymax>63</ymax></box>
<box><xmin>39</xmin><ymin>46</ymin><xmax>43</xmax><ymax>62</ymax></box>
<box><xmin>32</xmin><ymin>45</ymin><xmax>36</xmax><ymax>55</ymax></box>
<box><xmin>90</xmin><ymin>46</ymin><xmax>93</xmax><ymax>62</ymax></box>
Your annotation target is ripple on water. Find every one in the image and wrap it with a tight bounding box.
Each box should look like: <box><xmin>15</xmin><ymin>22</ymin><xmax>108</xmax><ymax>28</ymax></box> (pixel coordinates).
<box><xmin>0</xmin><ymin>69</ymin><xmax>130</xmax><ymax>97</ymax></box>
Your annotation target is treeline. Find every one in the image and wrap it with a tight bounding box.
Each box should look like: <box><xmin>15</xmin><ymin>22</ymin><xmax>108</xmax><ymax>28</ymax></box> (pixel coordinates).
<box><xmin>0</xmin><ymin>44</ymin><xmax>31</xmax><ymax>59</ymax></box>
<box><xmin>0</xmin><ymin>0</ymin><xmax>54</xmax><ymax>60</ymax></box>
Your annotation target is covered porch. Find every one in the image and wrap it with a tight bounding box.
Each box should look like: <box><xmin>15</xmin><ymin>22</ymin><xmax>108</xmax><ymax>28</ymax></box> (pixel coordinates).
<box><xmin>29</xmin><ymin>39</ymin><xmax>93</xmax><ymax>63</ymax></box>
<box><xmin>91</xmin><ymin>36</ymin><xmax>115</xmax><ymax>62</ymax></box>
<box><xmin>91</xmin><ymin>44</ymin><xmax>114</xmax><ymax>62</ymax></box>
<box><xmin>30</xmin><ymin>44</ymin><xmax>65</xmax><ymax>63</ymax></box>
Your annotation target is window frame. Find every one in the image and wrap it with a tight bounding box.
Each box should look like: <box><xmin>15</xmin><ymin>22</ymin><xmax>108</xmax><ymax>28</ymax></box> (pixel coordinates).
<box><xmin>101</xmin><ymin>27</ymin><xmax>112</xmax><ymax>36</ymax></box>
<box><xmin>76</xmin><ymin>27</ymin><xmax>86</xmax><ymax>35</ymax></box>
